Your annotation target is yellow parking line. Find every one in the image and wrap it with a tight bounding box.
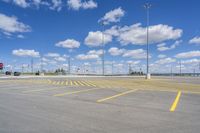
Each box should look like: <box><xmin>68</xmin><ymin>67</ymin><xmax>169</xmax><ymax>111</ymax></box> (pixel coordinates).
<box><xmin>54</xmin><ymin>88</ymin><xmax>101</xmax><ymax>97</ymax></box>
<box><xmin>52</xmin><ymin>81</ymin><xmax>56</xmax><ymax>85</ymax></box>
<box><xmin>74</xmin><ymin>81</ymin><xmax>79</xmax><ymax>86</ymax></box>
<box><xmin>97</xmin><ymin>89</ymin><xmax>138</xmax><ymax>103</ymax></box>
<box><xmin>22</xmin><ymin>88</ymin><xmax>56</xmax><ymax>93</ymax></box>
<box><xmin>81</xmin><ymin>81</ymin><xmax>92</xmax><ymax>87</ymax></box>
<box><xmin>77</xmin><ymin>81</ymin><xmax>85</xmax><ymax>86</ymax></box>
<box><xmin>61</xmin><ymin>81</ymin><xmax>64</xmax><ymax>85</ymax></box>
<box><xmin>56</xmin><ymin>81</ymin><xmax>60</xmax><ymax>85</ymax></box>
<box><xmin>86</xmin><ymin>81</ymin><xmax>97</xmax><ymax>87</ymax></box>
<box><xmin>170</xmin><ymin>91</ymin><xmax>182</xmax><ymax>112</ymax></box>
<box><xmin>65</xmin><ymin>81</ymin><xmax>68</xmax><ymax>86</ymax></box>
<box><xmin>70</xmin><ymin>81</ymin><xmax>73</xmax><ymax>86</ymax></box>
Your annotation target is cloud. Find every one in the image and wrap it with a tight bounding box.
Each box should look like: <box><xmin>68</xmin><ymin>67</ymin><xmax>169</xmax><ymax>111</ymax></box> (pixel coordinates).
<box><xmin>158</xmin><ymin>54</ymin><xmax>166</xmax><ymax>58</ymax></box>
<box><xmin>13</xmin><ymin>0</ymin><xmax>29</xmax><ymax>8</ymax></box>
<box><xmin>12</xmin><ymin>49</ymin><xmax>40</xmax><ymax>57</ymax></box>
<box><xmin>84</xmin><ymin>31</ymin><xmax>112</xmax><ymax>47</ymax></box>
<box><xmin>157</xmin><ymin>40</ymin><xmax>182</xmax><ymax>51</ymax></box>
<box><xmin>175</xmin><ymin>50</ymin><xmax>200</xmax><ymax>58</ymax></box>
<box><xmin>76</xmin><ymin>49</ymin><xmax>103</xmax><ymax>60</ymax></box>
<box><xmin>50</xmin><ymin>0</ymin><xmax>62</xmax><ymax>11</ymax></box>
<box><xmin>155</xmin><ymin>57</ymin><xmax>176</xmax><ymax>64</ymax></box>
<box><xmin>99</xmin><ymin>7</ymin><xmax>125</xmax><ymax>25</ymax></box>
<box><xmin>117</xmin><ymin>23</ymin><xmax>182</xmax><ymax>45</ymax></box>
<box><xmin>55</xmin><ymin>39</ymin><xmax>80</xmax><ymax>49</ymax></box>
<box><xmin>67</xmin><ymin>0</ymin><xmax>97</xmax><ymax>10</ymax></box>
<box><xmin>108</xmin><ymin>47</ymin><xmax>125</xmax><ymax>56</ymax></box>
<box><xmin>54</xmin><ymin>56</ymin><xmax>66</xmax><ymax>62</ymax></box>
<box><xmin>126</xmin><ymin>60</ymin><xmax>140</xmax><ymax>65</ymax></box>
<box><xmin>0</xmin><ymin>13</ymin><xmax>31</xmax><ymax>36</ymax></box>
<box><xmin>45</xmin><ymin>53</ymin><xmax>60</xmax><ymax>58</ymax></box>
<box><xmin>122</xmin><ymin>49</ymin><xmax>147</xmax><ymax>59</ymax></box>
<box><xmin>182</xmin><ymin>58</ymin><xmax>200</xmax><ymax>64</ymax></box>
<box><xmin>189</xmin><ymin>36</ymin><xmax>200</xmax><ymax>45</ymax></box>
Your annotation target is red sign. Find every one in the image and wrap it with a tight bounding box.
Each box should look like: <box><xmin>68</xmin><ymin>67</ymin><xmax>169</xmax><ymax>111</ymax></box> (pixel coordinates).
<box><xmin>0</xmin><ymin>63</ymin><xmax>3</xmax><ymax>69</ymax></box>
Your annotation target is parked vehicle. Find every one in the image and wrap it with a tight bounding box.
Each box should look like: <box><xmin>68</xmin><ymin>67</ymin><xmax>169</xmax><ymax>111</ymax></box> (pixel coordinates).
<box><xmin>5</xmin><ymin>71</ymin><xmax>12</xmax><ymax>75</ymax></box>
<box><xmin>14</xmin><ymin>72</ymin><xmax>21</xmax><ymax>76</ymax></box>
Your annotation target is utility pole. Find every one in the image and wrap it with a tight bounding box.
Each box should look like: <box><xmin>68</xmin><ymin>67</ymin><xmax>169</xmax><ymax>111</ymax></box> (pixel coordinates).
<box><xmin>179</xmin><ymin>61</ymin><xmax>182</xmax><ymax>76</ymax></box>
<box><xmin>111</xmin><ymin>61</ymin><xmax>114</xmax><ymax>76</ymax></box>
<box><xmin>171</xmin><ymin>64</ymin><xmax>173</xmax><ymax>78</ymax></box>
<box><xmin>31</xmin><ymin>58</ymin><xmax>33</xmax><ymax>74</ymax></box>
<box><xmin>144</xmin><ymin>3</ymin><xmax>151</xmax><ymax>79</ymax></box>
<box><xmin>101</xmin><ymin>22</ymin><xmax>105</xmax><ymax>76</ymax></box>
<box><xmin>68</xmin><ymin>57</ymin><xmax>71</xmax><ymax>75</ymax></box>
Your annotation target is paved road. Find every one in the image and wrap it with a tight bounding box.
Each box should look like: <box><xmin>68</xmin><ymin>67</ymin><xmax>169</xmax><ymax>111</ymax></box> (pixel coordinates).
<box><xmin>0</xmin><ymin>77</ymin><xmax>200</xmax><ymax>133</ymax></box>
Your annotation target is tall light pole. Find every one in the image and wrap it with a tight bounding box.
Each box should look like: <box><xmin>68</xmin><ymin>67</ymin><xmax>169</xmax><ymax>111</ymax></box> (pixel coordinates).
<box><xmin>68</xmin><ymin>57</ymin><xmax>71</xmax><ymax>75</ymax></box>
<box><xmin>179</xmin><ymin>60</ymin><xmax>182</xmax><ymax>76</ymax></box>
<box><xmin>101</xmin><ymin>22</ymin><xmax>105</xmax><ymax>76</ymax></box>
<box><xmin>144</xmin><ymin>3</ymin><xmax>151</xmax><ymax>79</ymax></box>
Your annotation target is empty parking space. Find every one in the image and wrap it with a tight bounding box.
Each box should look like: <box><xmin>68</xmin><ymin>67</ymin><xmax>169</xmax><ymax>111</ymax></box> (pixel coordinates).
<box><xmin>0</xmin><ymin>76</ymin><xmax>200</xmax><ymax>133</ymax></box>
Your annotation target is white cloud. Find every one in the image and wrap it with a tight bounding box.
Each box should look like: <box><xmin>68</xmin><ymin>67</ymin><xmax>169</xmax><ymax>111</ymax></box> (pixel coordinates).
<box><xmin>76</xmin><ymin>49</ymin><xmax>103</xmax><ymax>60</ymax></box>
<box><xmin>157</xmin><ymin>40</ymin><xmax>182</xmax><ymax>51</ymax></box>
<box><xmin>126</xmin><ymin>60</ymin><xmax>140</xmax><ymax>65</ymax></box>
<box><xmin>54</xmin><ymin>56</ymin><xmax>66</xmax><ymax>62</ymax></box>
<box><xmin>0</xmin><ymin>13</ymin><xmax>31</xmax><ymax>35</ymax></box>
<box><xmin>45</xmin><ymin>53</ymin><xmax>60</xmax><ymax>58</ymax></box>
<box><xmin>108</xmin><ymin>47</ymin><xmax>125</xmax><ymax>56</ymax></box>
<box><xmin>175</xmin><ymin>51</ymin><xmax>200</xmax><ymax>58</ymax></box>
<box><xmin>117</xmin><ymin>23</ymin><xmax>182</xmax><ymax>45</ymax></box>
<box><xmin>84</xmin><ymin>31</ymin><xmax>112</xmax><ymax>47</ymax></box>
<box><xmin>182</xmin><ymin>58</ymin><xmax>200</xmax><ymax>64</ymax></box>
<box><xmin>55</xmin><ymin>39</ymin><xmax>80</xmax><ymax>49</ymax></box>
<box><xmin>12</xmin><ymin>49</ymin><xmax>40</xmax><ymax>57</ymax></box>
<box><xmin>122</xmin><ymin>49</ymin><xmax>147</xmax><ymax>59</ymax></box>
<box><xmin>50</xmin><ymin>0</ymin><xmax>62</xmax><ymax>11</ymax></box>
<box><xmin>155</xmin><ymin>57</ymin><xmax>176</xmax><ymax>64</ymax></box>
<box><xmin>189</xmin><ymin>36</ymin><xmax>200</xmax><ymax>45</ymax></box>
<box><xmin>99</xmin><ymin>7</ymin><xmax>125</xmax><ymax>25</ymax></box>
<box><xmin>158</xmin><ymin>54</ymin><xmax>166</xmax><ymax>58</ymax></box>
<box><xmin>13</xmin><ymin>0</ymin><xmax>29</xmax><ymax>8</ymax></box>
<box><xmin>67</xmin><ymin>0</ymin><xmax>97</xmax><ymax>10</ymax></box>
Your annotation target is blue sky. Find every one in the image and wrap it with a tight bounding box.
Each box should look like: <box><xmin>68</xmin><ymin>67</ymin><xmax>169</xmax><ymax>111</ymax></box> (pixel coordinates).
<box><xmin>0</xmin><ymin>0</ymin><xmax>200</xmax><ymax>74</ymax></box>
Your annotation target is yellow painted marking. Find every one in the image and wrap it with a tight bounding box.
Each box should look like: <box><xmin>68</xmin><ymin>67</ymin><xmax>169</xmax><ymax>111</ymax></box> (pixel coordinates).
<box><xmin>65</xmin><ymin>81</ymin><xmax>68</xmax><ymax>86</ymax></box>
<box><xmin>77</xmin><ymin>81</ymin><xmax>85</xmax><ymax>86</ymax></box>
<box><xmin>61</xmin><ymin>81</ymin><xmax>64</xmax><ymax>85</ymax></box>
<box><xmin>56</xmin><ymin>81</ymin><xmax>60</xmax><ymax>85</ymax></box>
<box><xmin>52</xmin><ymin>81</ymin><xmax>56</xmax><ymax>85</ymax></box>
<box><xmin>70</xmin><ymin>81</ymin><xmax>73</xmax><ymax>86</ymax></box>
<box><xmin>86</xmin><ymin>81</ymin><xmax>97</xmax><ymax>87</ymax></box>
<box><xmin>97</xmin><ymin>89</ymin><xmax>138</xmax><ymax>103</ymax></box>
<box><xmin>54</xmin><ymin>88</ymin><xmax>101</xmax><ymax>97</ymax></box>
<box><xmin>170</xmin><ymin>91</ymin><xmax>182</xmax><ymax>112</ymax></box>
<box><xmin>22</xmin><ymin>88</ymin><xmax>56</xmax><ymax>93</ymax></box>
<box><xmin>74</xmin><ymin>81</ymin><xmax>79</xmax><ymax>86</ymax></box>
<box><xmin>81</xmin><ymin>81</ymin><xmax>91</xmax><ymax>87</ymax></box>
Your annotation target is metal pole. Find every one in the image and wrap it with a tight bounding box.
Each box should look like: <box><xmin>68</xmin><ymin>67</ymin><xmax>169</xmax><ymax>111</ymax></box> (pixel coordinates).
<box><xmin>112</xmin><ymin>61</ymin><xmax>114</xmax><ymax>75</ymax></box>
<box><xmin>101</xmin><ymin>23</ymin><xmax>105</xmax><ymax>76</ymax></box>
<box><xmin>144</xmin><ymin>3</ymin><xmax>151</xmax><ymax>79</ymax></box>
<box><xmin>179</xmin><ymin>60</ymin><xmax>182</xmax><ymax>76</ymax></box>
<box><xmin>68</xmin><ymin>57</ymin><xmax>71</xmax><ymax>75</ymax></box>
<box><xmin>31</xmin><ymin>58</ymin><xmax>33</xmax><ymax>74</ymax></box>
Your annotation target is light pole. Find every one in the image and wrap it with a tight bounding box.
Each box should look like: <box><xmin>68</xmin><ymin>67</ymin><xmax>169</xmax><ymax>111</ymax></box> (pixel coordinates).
<box><xmin>101</xmin><ymin>22</ymin><xmax>105</xmax><ymax>76</ymax></box>
<box><xmin>144</xmin><ymin>3</ymin><xmax>151</xmax><ymax>79</ymax></box>
<box><xmin>68</xmin><ymin>57</ymin><xmax>71</xmax><ymax>75</ymax></box>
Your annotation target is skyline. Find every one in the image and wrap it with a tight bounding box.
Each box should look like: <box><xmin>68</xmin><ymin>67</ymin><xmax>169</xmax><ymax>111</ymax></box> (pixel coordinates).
<box><xmin>0</xmin><ymin>0</ymin><xmax>200</xmax><ymax>74</ymax></box>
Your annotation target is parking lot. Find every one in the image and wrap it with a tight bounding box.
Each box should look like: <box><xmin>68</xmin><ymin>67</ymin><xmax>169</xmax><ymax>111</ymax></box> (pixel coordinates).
<box><xmin>0</xmin><ymin>76</ymin><xmax>200</xmax><ymax>133</ymax></box>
